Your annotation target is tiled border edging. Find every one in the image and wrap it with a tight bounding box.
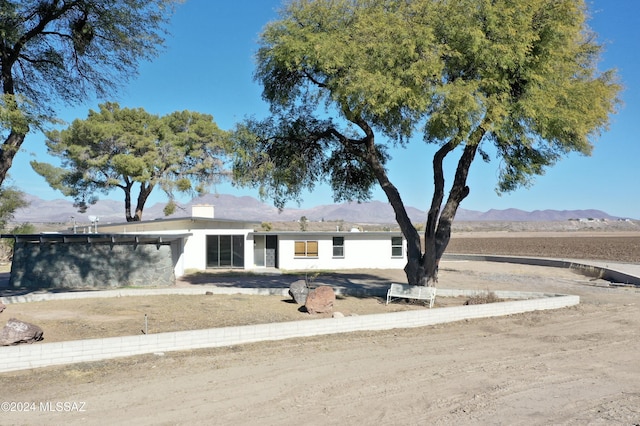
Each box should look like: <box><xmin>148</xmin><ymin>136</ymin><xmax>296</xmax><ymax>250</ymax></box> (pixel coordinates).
<box><xmin>0</xmin><ymin>287</ymin><xmax>578</xmax><ymax>373</ymax></box>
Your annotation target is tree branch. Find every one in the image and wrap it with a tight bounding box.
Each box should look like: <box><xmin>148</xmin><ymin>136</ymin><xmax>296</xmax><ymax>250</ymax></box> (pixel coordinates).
<box><xmin>435</xmin><ymin>122</ymin><xmax>488</xmax><ymax>259</ymax></box>
<box><xmin>426</xmin><ymin>138</ymin><xmax>458</xmax><ymax>241</ymax></box>
<box><xmin>303</xmin><ymin>70</ymin><xmax>327</xmax><ymax>88</ymax></box>
<box><xmin>339</xmin><ymin>106</ymin><xmax>420</xmax><ymax>256</ymax></box>
<box><xmin>10</xmin><ymin>2</ymin><xmax>79</xmax><ymax>65</ymax></box>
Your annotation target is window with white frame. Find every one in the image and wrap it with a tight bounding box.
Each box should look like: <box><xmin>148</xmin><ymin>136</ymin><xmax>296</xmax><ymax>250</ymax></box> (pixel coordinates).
<box><xmin>332</xmin><ymin>236</ymin><xmax>344</xmax><ymax>258</ymax></box>
<box><xmin>294</xmin><ymin>240</ymin><xmax>318</xmax><ymax>257</ymax></box>
<box><xmin>391</xmin><ymin>236</ymin><xmax>403</xmax><ymax>257</ymax></box>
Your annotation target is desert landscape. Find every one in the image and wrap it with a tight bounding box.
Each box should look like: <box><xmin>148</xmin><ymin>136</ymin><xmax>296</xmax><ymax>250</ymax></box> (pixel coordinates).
<box><xmin>1</xmin><ymin>228</ymin><xmax>639</xmax><ymax>425</ymax></box>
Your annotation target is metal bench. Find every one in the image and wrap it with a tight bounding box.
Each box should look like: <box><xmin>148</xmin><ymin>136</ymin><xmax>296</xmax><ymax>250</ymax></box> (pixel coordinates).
<box><xmin>386</xmin><ymin>283</ymin><xmax>436</xmax><ymax>308</ymax></box>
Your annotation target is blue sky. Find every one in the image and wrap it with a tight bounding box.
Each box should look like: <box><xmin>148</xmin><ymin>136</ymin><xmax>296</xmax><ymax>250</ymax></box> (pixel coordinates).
<box><xmin>9</xmin><ymin>0</ymin><xmax>640</xmax><ymax>219</ymax></box>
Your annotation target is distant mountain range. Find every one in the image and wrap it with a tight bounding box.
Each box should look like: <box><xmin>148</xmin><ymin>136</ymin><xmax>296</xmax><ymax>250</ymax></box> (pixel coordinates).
<box><xmin>13</xmin><ymin>193</ymin><xmax>626</xmax><ymax>225</ymax></box>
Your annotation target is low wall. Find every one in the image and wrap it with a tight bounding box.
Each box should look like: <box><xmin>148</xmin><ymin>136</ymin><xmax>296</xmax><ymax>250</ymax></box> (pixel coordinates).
<box><xmin>0</xmin><ymin>286</ymin><xmax>579</xmax><ymax>373</ymax></box>
<box><xmin>443</xmin><ymin>253</ymin><xmax>640</xmax><ymax>286</ymax></box>
<box><xmin>10</xmin><ymin>242</ymin><xmax>175</xmax><ymax>289</ymax></box>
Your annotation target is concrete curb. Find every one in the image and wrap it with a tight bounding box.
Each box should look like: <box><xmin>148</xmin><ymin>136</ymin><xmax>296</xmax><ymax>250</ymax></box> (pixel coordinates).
<box><xmin>0</xmin><ymin>286</ymin><xmax>293</xmax><ymax>305</ymax></box>
<box><xmin>442</xmin><ymin>253</ymin><xmax>640</xmax><ymax>286</ymax></box>
<box><xmin>0</xmin><ymin>287</ymin><xmax>578</xmax><ymax>373</ymax></box>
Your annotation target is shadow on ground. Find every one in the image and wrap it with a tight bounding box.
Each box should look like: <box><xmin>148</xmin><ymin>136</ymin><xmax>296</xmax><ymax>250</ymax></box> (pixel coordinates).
<box><xmin>0</xmin><ymin>270</ymin><xmax>400</xmax><ymax>298</ymax></box>
<box><xmin>177</xmin><ymin>271</ymin><xmax>395</xmax><ymax>293</ymax></box>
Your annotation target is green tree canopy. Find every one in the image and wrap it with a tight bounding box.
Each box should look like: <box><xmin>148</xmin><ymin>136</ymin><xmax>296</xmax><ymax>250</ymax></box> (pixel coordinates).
<box><xmin>0</xmin><ymin>184</ymin><xmax>32</xmax><ymax>262</ymax></box>
<box><xmin>0</xmin><ymin>0</ymin><xmax>180</xmax><ymax>187</ymax></box>
<box><xmin>0</xmin><ymin>184</ymin><xmax>28</xmax><ymax>231</ymax></box>
<box><xmin>31</xmin><ymin>102</ymin><xmax>230</xmax><ymax>222</ymax></box>
<box><xmin>231</xmin><ymin>0</ymin><xmax>620</xmax><ymax>286</ymax></box>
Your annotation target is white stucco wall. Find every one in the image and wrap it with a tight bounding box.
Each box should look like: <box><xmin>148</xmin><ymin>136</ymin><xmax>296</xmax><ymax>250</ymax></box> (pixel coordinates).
<box><xmin>96</xmin><ymin>220</ymin><xmax>406</xmax><ymax>274</ymax></box>
<box><xmin>97</xmin><ymin>218</ymin><xmax>257</xmax><ymax>276</ymax></box>
<box><xmin>271</xmin><ymin>232</ymin><xmax>406</xmax><ymax>270</ymax></box>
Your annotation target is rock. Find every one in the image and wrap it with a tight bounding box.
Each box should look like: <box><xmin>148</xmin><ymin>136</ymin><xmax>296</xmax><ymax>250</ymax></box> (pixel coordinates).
<box><xmin>288</xmin><ymin>280</ymin><xmax>309</xmax><ymax>304</ymax></box>
<box><xmin>304</xmin><ymin>285</ymin><xmax>335</xmax><ymax>314</ymax></box>
<box><xmin>332</xmin><ymin>312</ymin><xmax>344</xmax><ymax>318</ymax></box>
<box><xmin>0</xmin><ymin>302</ymin><xmax>5</xmax><ymax>314</ymax></box>
<box><xmin>0</xmin><ymin>318</ymin><xmax>44</xmax><ymax>346</ymax></box>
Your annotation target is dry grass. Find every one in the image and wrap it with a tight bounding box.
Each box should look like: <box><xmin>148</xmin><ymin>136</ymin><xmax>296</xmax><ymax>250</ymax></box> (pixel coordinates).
<box><xmin>464</xmin><ymin>290</ymin><xmax>503</xmax><ymax>305</ymax></box>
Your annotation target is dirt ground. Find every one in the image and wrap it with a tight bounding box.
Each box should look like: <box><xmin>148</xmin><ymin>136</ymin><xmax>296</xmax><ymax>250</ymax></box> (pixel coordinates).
<box><xmin>2</xmin><ymin>290</ymin><xmax>464</xmax><ymax>343</ymax></box>
<box><xmin>2</xmin><ymin>233</ymin><xmax>640</xmax><ymax>425</ymax></box>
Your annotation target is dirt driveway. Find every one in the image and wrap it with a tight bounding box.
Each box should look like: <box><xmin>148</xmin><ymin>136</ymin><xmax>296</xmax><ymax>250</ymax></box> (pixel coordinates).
<box><xmin>2</xmin><ymin>259</ymin><xmax>640</xmax><ymax>425</ymax></box>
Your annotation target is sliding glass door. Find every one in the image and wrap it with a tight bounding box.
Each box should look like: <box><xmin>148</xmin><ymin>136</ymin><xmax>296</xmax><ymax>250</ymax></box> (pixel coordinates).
<box><xmin>206</xmin><ymin>235</ymin><xmax>244</xmax><ymax>268</ymax></box>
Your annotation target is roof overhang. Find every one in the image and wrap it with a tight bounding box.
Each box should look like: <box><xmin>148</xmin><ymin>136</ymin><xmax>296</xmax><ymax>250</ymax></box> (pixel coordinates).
<box><xmin>1</xmin><ymin>233</ymin><xmax>192</xmax><ymax>248</ymax></box>
<box><xmin>251</xmin><ymin>231</ymin><xmax>403</xmax><ymax>236</ymax></box>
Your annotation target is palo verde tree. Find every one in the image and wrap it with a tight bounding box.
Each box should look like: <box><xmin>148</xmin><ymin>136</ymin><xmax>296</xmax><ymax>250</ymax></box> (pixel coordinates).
<box><xmin>31</xmin><ymin>102</ymin><xmax>230</xmax><ymax>221</ymax></box>
<box><xmin>0</xmin><ymin>0</ymin><xmax>179</xmax><ymax>187</ymax></box>
<box><xmin>231</xmin><ymin>0</ymin><xmax>620</xmax><ymax>286</ymax></box>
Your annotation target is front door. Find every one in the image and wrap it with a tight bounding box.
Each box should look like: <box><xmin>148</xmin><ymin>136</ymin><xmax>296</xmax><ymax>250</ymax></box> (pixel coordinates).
<box><xmin>265</xmin><ymin>235</ymin><xmax>278</xmax><ymax>268</ymax></box>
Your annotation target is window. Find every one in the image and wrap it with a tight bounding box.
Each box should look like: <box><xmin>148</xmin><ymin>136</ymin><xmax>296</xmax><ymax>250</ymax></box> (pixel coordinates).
<box><xmin>206</xmin><ymin>235</ymin><xmax>245</xmax><ymax>268</ymax></box>
<box><xmin>332</xmin><ymin>236</ymin><xmax>344</xmax><ymax>257</ymax></box>
<box><xmin>391</xmin><ymin>236</ymin><xmax>403</xmax><ymax>257</ymax></box>
<box><xmin>294</xmin><ymin>240</ymin><xmax>318</xmax><ymax>257</ymax></box>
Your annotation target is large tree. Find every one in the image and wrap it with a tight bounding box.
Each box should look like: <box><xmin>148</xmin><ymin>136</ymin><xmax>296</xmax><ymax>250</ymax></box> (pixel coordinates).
<box><xmin>231</xmin><ymin>0</ymin><xmax>620</xmax><ymax>286</ymax></box>
<box><xmin>31</xmin><ymin>102</ymin><xmax>230</xmax><ymax>221</ymax></box>
<box><xmin>0</xmin><ymin>0</ymin><xmax>179</xmax><ymax>187</ymax></box>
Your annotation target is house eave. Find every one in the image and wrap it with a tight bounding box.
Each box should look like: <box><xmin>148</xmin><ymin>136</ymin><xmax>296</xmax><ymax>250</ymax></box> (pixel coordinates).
<box><xmin>0</xmin><ymin>233</ymin><xmax>192</xmax><ymax>246</ymax></box>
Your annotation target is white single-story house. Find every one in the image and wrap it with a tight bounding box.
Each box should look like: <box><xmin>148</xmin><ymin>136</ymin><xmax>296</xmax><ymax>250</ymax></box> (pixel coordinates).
<box><xmin>95</xmin><ymin>205</ymin><xmax>408</xmax><ymax>278</ymax></box>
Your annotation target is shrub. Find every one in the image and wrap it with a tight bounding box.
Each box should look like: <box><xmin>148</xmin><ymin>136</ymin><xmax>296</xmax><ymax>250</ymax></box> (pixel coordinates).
<box><xmin>0</xmin><ymin>222</ymin><xmax>36</xmax><ymax>262</ymax></box>
<box><xmin>464</xmin><ymin>291</ymin><xmax>502</xmax><ymax>305</ymax></box>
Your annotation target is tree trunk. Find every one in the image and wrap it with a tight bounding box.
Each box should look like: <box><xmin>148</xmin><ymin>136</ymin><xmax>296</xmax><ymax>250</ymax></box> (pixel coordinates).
<box><xmin>123</xmin><ymin>181</ymin><xmax>154</xmax><ymax>222</ymax></box>
<box><xmin>0</xmin><ymin>62</ymin><xmax>25</xmax><ymax>187</ymax></box>
<box><xmin>344</xmin><ymin>111</ymin><xmax>486</xmax><ymax>287</ymax></box>
<box><xmin>422</xmin><ymin>125</ymin><xmax>486</xmax><ymax>286</ymax></box>
<box><xmin>123</xmin><ymin>182</ymin><xmax>136</xmax><ymax>222</ymax></box>
<box><xmin>423</xmin><ymin>140</ymin><xmax>458</xmax><ymax>286</ymax></box>
<box><xmin>0</xmin><ymin>131</ymin><xmax>26</xmax><ymax>187</ymax></box>
<box><xmin>354</xmin><ymin>120</ymin><xmax>424</xmax><ymax>286</ymax></box>
<box><xmin>403</xmin><ymin>254</ymin><xmax>426</xmax><ymax>287</ymax></box>
<box><xmin>134</xmin><ymin>182</ymin><xmax>154</xmax><ymax>221</ymax></box>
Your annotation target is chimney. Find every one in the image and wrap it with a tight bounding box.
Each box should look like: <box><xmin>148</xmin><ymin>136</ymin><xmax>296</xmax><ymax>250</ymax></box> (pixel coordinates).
<box><xmin>191</xmin><ymin>204</ymin><xmax>215</xmax><ymax>219</ymax></box>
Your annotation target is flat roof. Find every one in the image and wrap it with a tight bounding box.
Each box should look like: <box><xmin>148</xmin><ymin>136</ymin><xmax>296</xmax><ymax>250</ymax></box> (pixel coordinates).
<box><xmin>251</xmin><ymin>231</ymin><xmax>403</xmax><ymax>236</ymax></box>
<box><xmin>99</xmin><ymin>216</ymin><xmax>259</xmax><ymax>226</ymax></box>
